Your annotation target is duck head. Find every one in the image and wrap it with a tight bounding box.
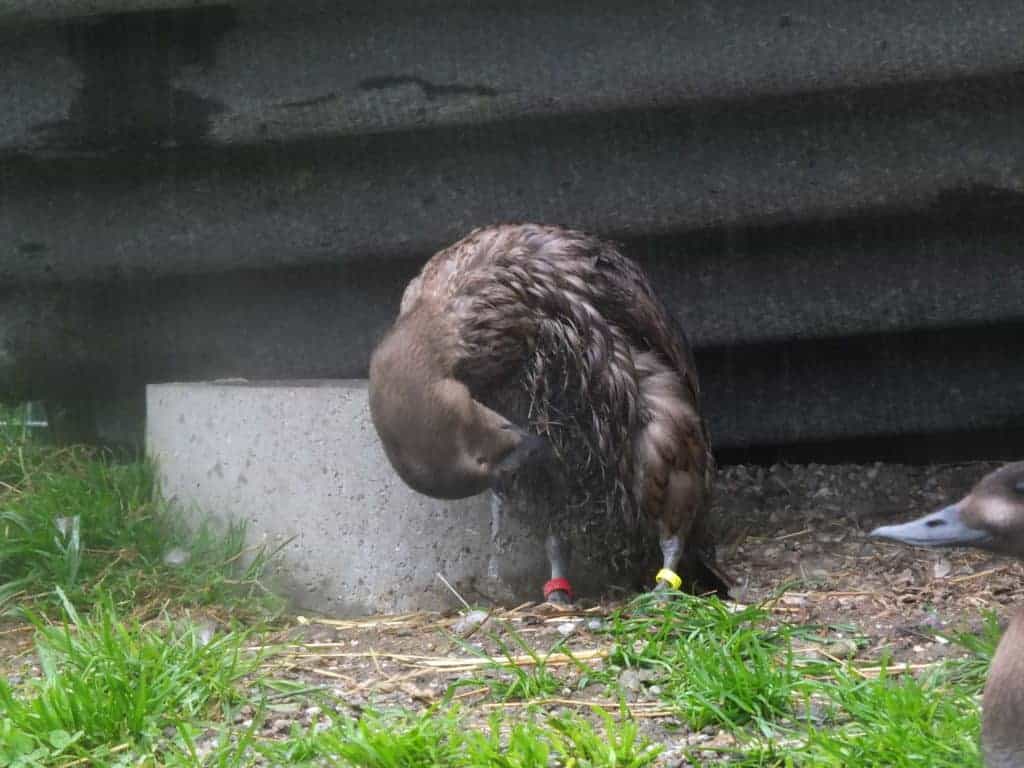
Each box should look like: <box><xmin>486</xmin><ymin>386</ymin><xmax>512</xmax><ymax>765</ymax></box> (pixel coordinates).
<box><xmin>368</xmin><ymin>318</ymin><xmax>550</xmax><ymax>500</ymax></box>
<box><xmin>869</xmin><ymin>461</ymin><xmax>1024</xmax><ymax>558</ymax></box>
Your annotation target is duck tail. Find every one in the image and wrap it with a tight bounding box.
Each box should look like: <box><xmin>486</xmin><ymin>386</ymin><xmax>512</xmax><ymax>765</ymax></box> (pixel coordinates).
<box><xmin>684</xmin><ymin>551</ymin><xmax>733</xmax><ymax>599</ymax></box>
<box><xmin>681</xmin><ymin>512</ymin><xmax>733</xmax><ymax>598</ymax></box>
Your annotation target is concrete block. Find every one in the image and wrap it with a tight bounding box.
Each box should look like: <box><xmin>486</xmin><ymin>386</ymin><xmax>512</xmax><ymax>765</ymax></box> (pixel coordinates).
<box><xmin>145</xmin><ymin>379</ymin><xmax>637</xmax><ymax>616</ymax></box>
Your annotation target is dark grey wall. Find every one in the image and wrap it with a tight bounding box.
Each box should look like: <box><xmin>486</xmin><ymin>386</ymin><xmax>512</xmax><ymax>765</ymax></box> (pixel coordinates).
<box><xmin>2</xmin><ymin>0</ymin><xmax>1023</xmax><ymax>452</ymax></box>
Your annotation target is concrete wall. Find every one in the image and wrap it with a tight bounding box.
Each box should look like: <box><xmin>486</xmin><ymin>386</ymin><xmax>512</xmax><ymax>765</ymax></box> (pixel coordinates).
<box><xmin>146</xmin><ymin>380</ymin><xmax>647</xmax><ymax>614</ymax></box>
<box><xmin>3</xmin><ymin>0</ymin><xmax>1024</xmax><ymax>453</ymax></box>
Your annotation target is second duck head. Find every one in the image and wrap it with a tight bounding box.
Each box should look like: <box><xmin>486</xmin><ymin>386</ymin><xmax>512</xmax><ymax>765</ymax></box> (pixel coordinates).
<box><xmin>869</xmin><ymin>461</ymin><xmax>1024</xmax><ymax>559</ymax></box>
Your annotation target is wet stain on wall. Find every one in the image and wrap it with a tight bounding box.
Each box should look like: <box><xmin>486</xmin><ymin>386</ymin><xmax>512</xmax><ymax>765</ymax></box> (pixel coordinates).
<box><xmin>36</xmin><ymin>6</ymin><xmax>237</xmax><ymax>151</ymax></box>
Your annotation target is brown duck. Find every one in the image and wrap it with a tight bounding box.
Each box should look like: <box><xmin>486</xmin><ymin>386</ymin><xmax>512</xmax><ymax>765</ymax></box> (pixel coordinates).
<box><xmin>368</xmin><ymin>223</ymin><xmax>729</xmax><ymax>605</ymax></box>
<box><xmin>870</xmin><ymin>461</ymin><xmax>1024</xmax><ymax>768</ymax></box>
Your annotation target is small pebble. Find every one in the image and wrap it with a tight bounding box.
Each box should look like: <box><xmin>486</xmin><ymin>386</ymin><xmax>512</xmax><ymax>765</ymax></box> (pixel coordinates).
<box><xmin>556</xmin><ymin>621</ymin><xmax>578</xmax><ymax>638</ymax></box>
<box><xmin>822</xmin><ymin>638</ymin><xmax>859</xmax><ymax>658</ymax></box>
<box><xmin>163</xmin><ymin>547</ymin><xmax>190</xmax><ymax>567</ymax></box>
<box><xmin>586</xmin><ymin>618</ymin><xmax>604</xmax><ymax>631</ymax></box>
<box><xmin>454</xmin><ymin>610</ymin><xmax>489</xmax><ymax>636</ymax></box>
<box><xmin>618</xmin><ymin>669</ymin><xmax>642</xmax><ymax>693</ymax></box>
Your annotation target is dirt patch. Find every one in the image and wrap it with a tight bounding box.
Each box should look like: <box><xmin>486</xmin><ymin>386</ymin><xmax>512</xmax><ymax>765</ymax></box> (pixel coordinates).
<box><xmin>713</xmin><ymin>460</ymin><xmax>1021</xmax><ymax>664</ymax></box>
<box><xmin>0</xmin><ymin>619</ymin><xmax>38</xmax><ymax>688</ymax></box>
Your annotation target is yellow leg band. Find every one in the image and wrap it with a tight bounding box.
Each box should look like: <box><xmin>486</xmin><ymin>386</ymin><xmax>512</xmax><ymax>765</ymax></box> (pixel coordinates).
<box><xmin>656</xmin><ymin>568</ymin><xmax>682</xmax><ymax>590</ymax></box>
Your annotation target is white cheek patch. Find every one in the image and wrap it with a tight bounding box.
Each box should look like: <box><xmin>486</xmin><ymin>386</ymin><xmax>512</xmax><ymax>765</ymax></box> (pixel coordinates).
<box><xmin>971</xmin><ymin>494</ymin><xmax>1021</xmax><ymax>529</ymax></box>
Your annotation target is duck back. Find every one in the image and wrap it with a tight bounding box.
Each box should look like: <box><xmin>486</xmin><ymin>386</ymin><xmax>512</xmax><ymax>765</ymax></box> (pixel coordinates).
<box><xmin>376</xmin><ymin>222</ymin><xmax>727</xmax><ymax>600</ymax></box>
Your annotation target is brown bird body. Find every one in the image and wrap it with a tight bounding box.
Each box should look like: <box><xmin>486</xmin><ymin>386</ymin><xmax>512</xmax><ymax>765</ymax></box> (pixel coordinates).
<box><xmin>870</xmin><ymin>461</ymin><xmax>1024</xmax><ymax>768</ymax></box>
<box><xmin>369</xmin><ymin>223</ymin><xmax>728</xmax><ymax>603</ymax></box>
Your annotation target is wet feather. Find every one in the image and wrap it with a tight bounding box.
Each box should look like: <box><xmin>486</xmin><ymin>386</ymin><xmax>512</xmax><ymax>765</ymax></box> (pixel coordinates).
<box><xmin>372</xmin><ymin>223</ymin><xmax>725</xmax><ymax>594</ymax></box>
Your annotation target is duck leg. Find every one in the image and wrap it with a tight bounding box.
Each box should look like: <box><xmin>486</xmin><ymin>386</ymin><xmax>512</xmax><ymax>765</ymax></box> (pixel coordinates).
<box><xmin>543</xmin><ymin>532</ymin><xmax>574</xmax><ymax>605</ymax></box>
<box><xmin>653</xmin><ymin>524</ymin><xmax>684</xmax><ymax>593</ymax></box>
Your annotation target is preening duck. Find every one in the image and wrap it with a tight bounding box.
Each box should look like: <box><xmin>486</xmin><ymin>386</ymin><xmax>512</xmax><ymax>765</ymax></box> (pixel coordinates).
<box><xmin>368</xmin><ymin>223</ymin><xmax>729</xmax><ymax>605</ymax></box>
<box><xmin>870</xmin><ymin>461</ymin><xmax>1024</xmax><ymax>768</ymax></box>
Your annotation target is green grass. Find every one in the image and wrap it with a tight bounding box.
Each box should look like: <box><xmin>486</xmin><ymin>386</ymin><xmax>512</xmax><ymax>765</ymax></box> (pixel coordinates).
<box><xmin>434</xmin><ymin>590</ymin><xmax>990</xmax><ymax>766</ymax></box>
<box><xmin>188</xmin><ymin>706</ymin><xmax>662</xmax><ymax>768</ymax></box>
<box><xmin>0</xmin><ymin>418</ymin><xmax>279</xmax><ymax>619</ymax></box>
<box><xmin>794</xmin><ymin>663</ymin><xmax>982</xmax><ymax>767</ymax></box>
<box><xmin>0</xmin><ymin>589</ymin><xmax>262</xmax><ymax>767</ymax></box>
<box><xmin>446</xmin><ymin>621</ymin><xmax>568</xmax><ymax>702</ymax></box>
<box><xmin>593</xmin><ymin>591</ymin><xmax>808</xmax><ymax>731</ymax></box>
<box><xmin>0</xmin><ymin>585</ymin><xmax>988</xmax><ymax>768</ymax></box>
<box><xmin>937</xmin><ymin>611</ymin><xmax>1002</xmax><ymax>689</ymax></box>
<box><xmin>0</xmin><ymin>403</ymin><xmax>1000</xmax><ymax>767</ymax></box>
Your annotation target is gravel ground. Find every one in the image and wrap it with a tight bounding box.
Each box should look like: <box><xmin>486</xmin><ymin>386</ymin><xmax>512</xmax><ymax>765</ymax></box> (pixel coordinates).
<box><xmin>714</xmin><ymin>460</ymin><xmax>1021</xmax><ymax>658</ymax></box>
<box><xmin>250</xmin><ymin>461</ymin><xmax>1023</xmax><ymax>759</ymax></box>
<box><xmin>3</xmin><ymin>461</ymin><xmax>1020</xmax><ymax>763</ymax></box>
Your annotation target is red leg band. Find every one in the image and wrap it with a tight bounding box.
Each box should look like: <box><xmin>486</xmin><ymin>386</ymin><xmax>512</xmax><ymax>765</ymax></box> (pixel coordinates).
<box><xmin>543</xmin><ymin>578</ymin><xmax>573</xmax><ymax>601</ymax></box>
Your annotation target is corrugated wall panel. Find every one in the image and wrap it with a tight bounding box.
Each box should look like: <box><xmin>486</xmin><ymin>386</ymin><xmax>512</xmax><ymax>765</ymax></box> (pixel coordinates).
<box><xmin>1</xmin><ymin>0</ymin><xmax>1023</xmax><ymax>452</ymax></box>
